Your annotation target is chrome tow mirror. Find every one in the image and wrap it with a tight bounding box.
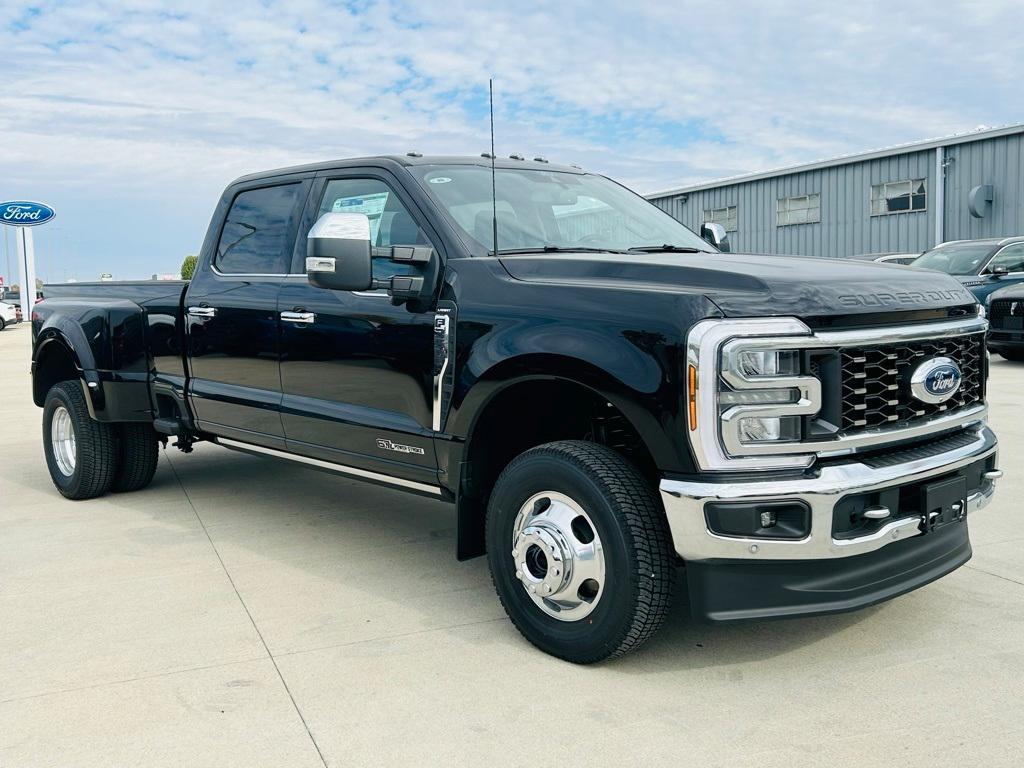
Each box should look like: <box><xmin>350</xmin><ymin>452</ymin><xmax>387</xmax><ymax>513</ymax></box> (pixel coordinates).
<box><xmin>700</xmin><ymin>222</ymin><xmax>730</xmax><ymax>252</ymax></box>
<box><xmin>306</xmin><ymin>213</ymin><xmax>373</xmax><ymax>291</ymax></box>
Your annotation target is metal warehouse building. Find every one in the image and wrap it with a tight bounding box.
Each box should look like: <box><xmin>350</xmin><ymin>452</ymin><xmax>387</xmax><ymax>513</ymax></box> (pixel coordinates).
<box><xmin>646</xmin><ymin>123</ymin><xmax>1024</xmax><ymax>258</ymax></box>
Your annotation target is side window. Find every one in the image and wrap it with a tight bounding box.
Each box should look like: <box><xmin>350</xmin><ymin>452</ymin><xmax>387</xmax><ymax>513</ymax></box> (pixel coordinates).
<box><xmin>988</xmin><ymin>244</ymin><xmax>1024</xmax><ymax>273</ymax></box>
<box><xmin>316</xmin><ymin>178</ymin><xmax>431</xmax><ymax>282</ymax></box>
<box><xmin>216</xmin><ymin>184</ymin><xmax>302</xmax><ymax>275</ymax></box>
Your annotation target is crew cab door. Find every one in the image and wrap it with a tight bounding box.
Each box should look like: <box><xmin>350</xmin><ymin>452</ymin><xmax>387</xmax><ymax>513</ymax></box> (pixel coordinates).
<box><xmin>185</xmin><ymin>177</ymin><xmax>311</xmax><ymax>449</ymax></box>
<box><xmin>277</xmin><ymin>170</ymin><xmax>443</xmax><ymax>486</ymax></box>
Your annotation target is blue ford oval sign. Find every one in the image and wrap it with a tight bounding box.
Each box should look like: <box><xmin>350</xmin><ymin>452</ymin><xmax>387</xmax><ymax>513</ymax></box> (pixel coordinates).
<box><xmin>0</xmin><ymin>201</ymin><xmax>56</xmax><ymax>227</ymax></box>
<box><xmin>910</xmin><ymin>357</ymin><xmax>962</xmax><ymax>404</ymax></box>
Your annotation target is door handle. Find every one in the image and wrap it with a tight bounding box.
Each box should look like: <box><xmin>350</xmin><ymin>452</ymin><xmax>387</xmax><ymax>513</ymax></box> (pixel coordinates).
<box><xmin>281</xmin><ymin>311</ymin><xmax>316</xmax><ymax>324</ymax></box>
<box><xmin>188</xmin><ymin>306</ymin><xmax>217</xmax><ymax>318</ymax></box>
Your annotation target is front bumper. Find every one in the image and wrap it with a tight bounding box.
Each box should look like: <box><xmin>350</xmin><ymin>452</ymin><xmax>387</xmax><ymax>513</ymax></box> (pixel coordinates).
<box><xmin>989</xmin><ymin>329</ymin><xmax>1024</xmax><ymax>351</ymax></box>
<box><xmin>660</xmin><ymin>425</ymin><xmax>1000</xmax><ymax>620</ymax></box>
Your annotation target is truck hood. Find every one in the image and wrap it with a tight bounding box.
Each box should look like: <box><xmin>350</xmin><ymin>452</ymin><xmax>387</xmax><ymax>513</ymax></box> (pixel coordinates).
<box><xmin>499</xmin><ymin>252</ymin><xmax>976</xmax><ymax>318</ymax></box>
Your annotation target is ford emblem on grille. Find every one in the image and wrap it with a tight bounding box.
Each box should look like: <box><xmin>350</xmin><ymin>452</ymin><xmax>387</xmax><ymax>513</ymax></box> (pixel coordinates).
<box><xmin>909</xmin><ymin>357</ymin><xmax>962</xmax><ymax>404</ymax></box>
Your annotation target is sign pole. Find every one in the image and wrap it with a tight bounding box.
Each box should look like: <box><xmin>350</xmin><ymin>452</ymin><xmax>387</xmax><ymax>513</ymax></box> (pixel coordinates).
<box><xmin>16</xmin><ymin>226</ymin><xmax>36</xmax><ymax>320</ymax></box>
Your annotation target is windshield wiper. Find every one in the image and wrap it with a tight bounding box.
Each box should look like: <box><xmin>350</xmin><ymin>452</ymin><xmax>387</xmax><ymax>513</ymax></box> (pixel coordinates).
<box><xmin>496</xmin><ymin>246</ymin><xmax>631</xmax><ymax>255</ymax></box>
<box><xmin>627</xmin><ymin>244</ymin><xmax>708</xmax><ymax>253</ymax></box>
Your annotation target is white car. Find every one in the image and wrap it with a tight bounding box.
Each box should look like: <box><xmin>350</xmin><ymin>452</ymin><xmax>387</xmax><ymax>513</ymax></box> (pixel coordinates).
<box><xmin>0</xmin><ymin>301</ymin><xmax>17</xmax><ymax>329</ymax></box>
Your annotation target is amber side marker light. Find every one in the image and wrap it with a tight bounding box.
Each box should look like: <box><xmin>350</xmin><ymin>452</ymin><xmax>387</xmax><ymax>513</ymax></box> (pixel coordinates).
<box><xmin>688</xmin><ymin>364</ymin><xmax>698</xmax><ymax>431</ymax></box>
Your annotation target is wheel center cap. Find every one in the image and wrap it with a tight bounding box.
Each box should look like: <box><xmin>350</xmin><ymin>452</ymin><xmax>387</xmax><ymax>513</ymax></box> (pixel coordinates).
<box><xmin>513</xmin><ymin>523</ymin><xmax>570</xmax><ymax>598</ymax></box>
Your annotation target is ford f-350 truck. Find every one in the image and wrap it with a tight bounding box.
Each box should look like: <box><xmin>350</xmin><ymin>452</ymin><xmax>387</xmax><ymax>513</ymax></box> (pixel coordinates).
<box><xmin>33</xmin><ymin>155</ymin><xmax>1001</xmax><ymax>663</ymax></box>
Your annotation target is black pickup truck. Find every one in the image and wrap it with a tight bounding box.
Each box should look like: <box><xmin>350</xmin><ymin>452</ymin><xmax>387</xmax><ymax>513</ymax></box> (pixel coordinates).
<box><xmin>33</xmin><ymin>155</ymin><xmax>1002</xmax><ymax>662</ymax></box>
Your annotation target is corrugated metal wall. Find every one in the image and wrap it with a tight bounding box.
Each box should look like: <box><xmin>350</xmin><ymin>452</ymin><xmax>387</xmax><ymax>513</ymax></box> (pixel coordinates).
<box><xmin>944</xmin><ymin>134</ymin><xmax>1024</xmax><ymax>241</ymax></box>
<box><xmin>649</xmin><ymin>132</ymin><xmax>1023</xmax><ymax>257</ymax></box>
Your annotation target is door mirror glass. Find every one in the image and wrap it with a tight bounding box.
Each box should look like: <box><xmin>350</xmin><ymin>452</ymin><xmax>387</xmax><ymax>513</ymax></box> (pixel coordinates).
<box><xmin>700</xmin><ymin>222</ymin><xmax>731</xmax><ymax>252</ymax></box>
<box><xmin>306</xmin><ymin>213</ymin><xmax>373</xmax><ymax>291</ymax></box>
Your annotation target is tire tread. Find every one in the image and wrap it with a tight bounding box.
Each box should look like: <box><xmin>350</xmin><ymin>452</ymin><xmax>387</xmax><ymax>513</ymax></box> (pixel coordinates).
<box><xmin>112</xmin><ymin>424</ymin><xmax>159</xmax><ymax>492</ymax></box>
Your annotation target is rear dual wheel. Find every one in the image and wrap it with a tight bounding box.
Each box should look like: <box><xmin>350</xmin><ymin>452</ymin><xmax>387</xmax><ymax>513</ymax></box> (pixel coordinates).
<box><xmin>42</xmin><ymin>381</ymin><xmax>159</xmax><ymax>500</ymax></box>
<box><xmin>486</xmin><ymin>441</ymin><xmax>675</xmax><ymax>663</ymax></box>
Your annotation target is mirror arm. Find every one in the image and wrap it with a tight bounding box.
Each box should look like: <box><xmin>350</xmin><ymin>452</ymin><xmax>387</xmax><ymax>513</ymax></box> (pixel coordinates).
<box><xmin>371</xmin><ymin>275</ymin><xmax>426</xmax><ymax>301</ymax></box>
<box><xmin>371</xmin><ymin>245</ymin><xmax>434</xmax><ymax>265</ymax></box>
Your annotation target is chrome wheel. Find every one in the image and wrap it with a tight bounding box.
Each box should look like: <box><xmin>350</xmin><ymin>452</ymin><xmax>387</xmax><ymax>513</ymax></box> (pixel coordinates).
<box><xmin>511</xmin><ymin>491</ymin><xmax>605</xmax><ymax>621</ymax></box>
<box><xmin>51</xmin><ymin>405</ymin><xmax>77</xmax><ymax>476</ymax></box>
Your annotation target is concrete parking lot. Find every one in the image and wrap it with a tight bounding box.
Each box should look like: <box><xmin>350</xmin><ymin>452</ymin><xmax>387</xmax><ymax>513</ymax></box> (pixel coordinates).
<box><xmin>1</xmin><ymin>320</ymin><xmax>1022</xmax><ymax>767</ymax></box>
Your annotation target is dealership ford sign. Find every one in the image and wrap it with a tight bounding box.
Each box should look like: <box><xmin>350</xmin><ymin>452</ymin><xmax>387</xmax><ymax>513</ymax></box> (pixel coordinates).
<box><xmin>1</xmin><ymin>201</ymin><xmax>56</xmax><ymax>226</ymax></box>
<box><xmin>910</xmin><ymin>357</ymin><xmax>963</xmax><ymax>404</ymax></box>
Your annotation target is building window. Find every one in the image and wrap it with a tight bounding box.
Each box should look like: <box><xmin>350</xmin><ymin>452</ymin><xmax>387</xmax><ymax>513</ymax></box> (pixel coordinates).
<box><xmin>704</xmin><ymin>205</ymin><xmax>737</xmax><ymax>232</ymax></box>
<box><xmin>871</xmin><ymin>179</ymin><xmax>926</xmax><ymax>215</ymax></box>
<box><xmin>777</xmin><ymin>194</ymin><xmax>820</xmax><ymax>226</ymax></box>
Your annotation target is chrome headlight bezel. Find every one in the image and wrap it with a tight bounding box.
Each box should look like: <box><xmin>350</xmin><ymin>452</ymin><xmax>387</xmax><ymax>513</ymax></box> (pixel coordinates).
<box><xmin>686</xmin><ymin>318</ymin><xmax>821</xmax><ymax>471</ymax></box>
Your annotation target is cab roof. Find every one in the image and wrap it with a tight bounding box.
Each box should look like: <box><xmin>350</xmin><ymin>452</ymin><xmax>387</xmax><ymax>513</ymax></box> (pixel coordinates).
<box><xmin>233</xmin><ymin>154</ymin><xmax>585</xmax><ymax>186</ymax></box>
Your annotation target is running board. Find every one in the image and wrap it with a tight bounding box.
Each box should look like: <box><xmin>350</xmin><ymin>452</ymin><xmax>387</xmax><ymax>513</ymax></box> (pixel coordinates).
<box><xmin>214</xmin><ymin>437</ymin><xmax>443</xmax><ymax>496</ymax></box>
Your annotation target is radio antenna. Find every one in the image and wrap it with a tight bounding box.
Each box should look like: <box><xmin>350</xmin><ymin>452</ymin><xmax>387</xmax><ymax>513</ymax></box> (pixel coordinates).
<box><xmin>489</xmin><ymin>78</ymin><xmax>498</xmax><ymax>256</ymax></box>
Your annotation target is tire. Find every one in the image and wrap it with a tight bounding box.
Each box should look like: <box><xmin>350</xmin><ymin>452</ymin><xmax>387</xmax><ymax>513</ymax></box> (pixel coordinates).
<box><xmin>111</xmin><ymin>424</ymin><xmax>159</xmax><ymax>492</ymax></box>
<box><xmin>999</xmin><ymin>349</ymin><xmax>1024</xmax><ymax>362</ymax></box>
<box><xmin>486</xmin><ymin>440</ymin><xmax>674</xmax><ymax>663</ymax></box>
<box><xmin>42</xmin><ymin>381</ymin><xmax>118</xmax><ymax>500</ymax></box>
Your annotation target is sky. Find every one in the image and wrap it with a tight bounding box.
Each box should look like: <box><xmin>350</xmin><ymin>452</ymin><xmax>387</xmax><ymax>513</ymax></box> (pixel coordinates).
<box><xmin>1</xmin><ymin>0</ymin><xmax>1022</xmax><ymax>282</ymax></box>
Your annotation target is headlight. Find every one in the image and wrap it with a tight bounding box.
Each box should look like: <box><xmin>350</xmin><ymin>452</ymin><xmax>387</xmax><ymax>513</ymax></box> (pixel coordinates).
<box><xmin>686</xmin><ymin>319</ymin><xmax>822</xmax><ymax>471</ymax></box>
<box><xmin>735</xmin><ymin>349</ymin><xmax>799</xmax><ymax>377</ymax></box>
<box><xmin>737</xmin><ymin>415</ymin><xmax>802</xmax><ymax>443</ymax></box>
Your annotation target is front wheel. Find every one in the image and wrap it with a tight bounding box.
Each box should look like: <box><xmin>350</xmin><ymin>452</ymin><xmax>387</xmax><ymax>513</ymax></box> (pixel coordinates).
<box><xmin>486</xmin><ymin>441</ymin><xmax>675</xmax><ymax>663</ymax></box>
<box><xmin>42</xmin><ymin>381</ymin><xmax>118</xmax><ymax>499</ymax></box>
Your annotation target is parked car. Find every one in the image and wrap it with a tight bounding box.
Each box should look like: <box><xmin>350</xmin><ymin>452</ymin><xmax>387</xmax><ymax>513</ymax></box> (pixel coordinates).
<box><xmin>911</xmin><ymin>237</ymin><xmax>1024</xmax><ymax>302</ymax></box>
<box><xmin>987</xmin><ymin>283</ymin><xmax>1024</xmax><ymax>362</ymax></box>
<box><xmin>842</xmin><ymin>252</ymin><xmax>920</xmax><ymax>265</ymax></box>
<box><xmin>0</xmin><ymin>301</ymin><xmax>15</xmax><ymax>329</ymax></box>
<box><xmin>31</xmin><ymin>154</ymin><xmax>1000</xmax><ymax>662</ymax></box>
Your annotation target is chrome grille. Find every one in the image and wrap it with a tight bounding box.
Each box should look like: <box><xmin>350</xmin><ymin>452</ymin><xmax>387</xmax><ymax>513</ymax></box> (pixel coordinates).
<box><xmin>839</xmin><ymin>334</ymin><xmax>984</xmax><ymax>433</ymax></box>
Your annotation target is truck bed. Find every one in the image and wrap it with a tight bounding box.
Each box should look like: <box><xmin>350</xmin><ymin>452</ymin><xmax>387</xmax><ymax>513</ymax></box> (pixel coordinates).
<box><xmin>41</xmin><ymin>281</ymin><xmax>188</xmax><ymax>302</ymax></box>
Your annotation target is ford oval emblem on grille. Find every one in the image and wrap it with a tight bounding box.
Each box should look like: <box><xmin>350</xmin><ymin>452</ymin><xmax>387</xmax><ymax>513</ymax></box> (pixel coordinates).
<box><xmin>910</xmin><ymin>357</ymin><xmax>962</xmax><ymax>404</ymax></box>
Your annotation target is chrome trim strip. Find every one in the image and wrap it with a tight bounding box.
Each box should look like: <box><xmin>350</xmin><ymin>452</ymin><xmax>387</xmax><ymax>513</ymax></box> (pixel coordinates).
<box><xmin>215</xmin><ymin>437</ymin><xmax>443</xmax><ymax>495</ymax></box>
<box><xmin>432</xmin><ymin>310</ymin><xmax>451</xmax><ymax>432</ymax></box>
<box><xmin>187</xmin><ymin>306</ymin><xmax>217</xmax><ymax>318</ymax></box>
<box><xmin>686</xmin><ymin>315</ymin><xmax>989</xmax><ymax>471</ymax></box>
<box><xmin>211</xmin><ymin>265</ymin><xmax>290</xmax><ymax>278</ymax></box>
<box><xmin>661</xmin><ymin>425</ymin><xmax>998</xmax><ymax>561</ymax></box>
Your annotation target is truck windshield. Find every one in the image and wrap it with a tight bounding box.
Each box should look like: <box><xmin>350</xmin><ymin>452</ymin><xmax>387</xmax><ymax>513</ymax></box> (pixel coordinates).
<box><xmin>912</xmin><ymin>243</ymin><xmax>993</xmax><ymax>275</ymax></box>
<box><xmin>411</xmin><ymin>164</ymin><xmax>715</xmax><ymax>255</ymax></box>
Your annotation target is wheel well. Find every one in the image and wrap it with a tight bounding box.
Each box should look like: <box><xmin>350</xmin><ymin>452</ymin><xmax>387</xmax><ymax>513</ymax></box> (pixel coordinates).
<box><xmin>33</xmin><ymin>341</ymin><xmax>81</xmax><ymax>406</ymax></box>
<box><xmin>456</xmin><ymin>379</ymin><xmax>658</xmax><ymax>559</ymax></box>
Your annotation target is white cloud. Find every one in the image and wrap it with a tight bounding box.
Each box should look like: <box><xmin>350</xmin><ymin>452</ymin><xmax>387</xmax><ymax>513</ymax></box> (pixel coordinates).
<box><xmin>0</xmin><ymin>0</ymin><xmax>1021</xmax><ymax>278</ymax></box>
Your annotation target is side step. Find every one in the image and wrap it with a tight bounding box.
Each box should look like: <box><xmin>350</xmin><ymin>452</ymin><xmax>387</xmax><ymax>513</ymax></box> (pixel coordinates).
<box><xmin>153</xmin><ymin>417</ymin><xmax>183</xmax><ymax>436</ymax></box>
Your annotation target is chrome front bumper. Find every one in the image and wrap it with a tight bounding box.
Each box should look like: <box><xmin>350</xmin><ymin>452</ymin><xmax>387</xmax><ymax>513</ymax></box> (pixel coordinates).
<box><xmin>660</xmin><ymin>425</ymin><xmax>999</xmax><ymax>562</ymax></box>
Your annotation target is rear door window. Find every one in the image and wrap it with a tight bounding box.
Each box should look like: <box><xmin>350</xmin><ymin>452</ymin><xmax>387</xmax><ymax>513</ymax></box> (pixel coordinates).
<box><xmin>216</xmin><ymin>183</ymin><xmax>303</xmax><ymax>275</ymax></box>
